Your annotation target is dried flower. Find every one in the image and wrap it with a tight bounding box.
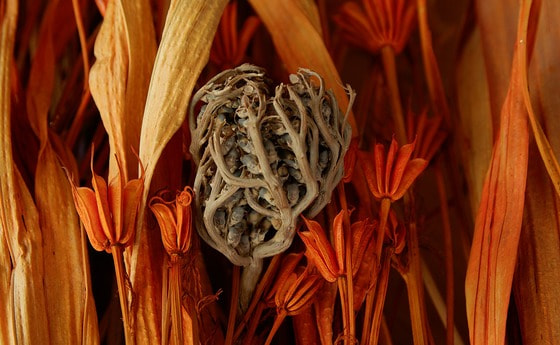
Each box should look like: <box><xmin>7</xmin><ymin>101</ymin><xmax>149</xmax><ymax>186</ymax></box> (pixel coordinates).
<box><xmin>299</xmin><ymin>212</ymin><xmax>376</xmax><ymax>282</ymax></box>
<box><xmin>359</xmin><ymin>137</ymin><xmax>427</xmax><ymax>202</ymax></box>
<box><xmin>266</xmin><ymin>253</ymin><xmax>323</xmax><ymax>316</ymax></box>
<box><xmin>189</xmin><ymin>64</ymin><xmax>352</xmax><ymax>267</ymax></box>
<box><xmin>68</xmin><ymin>150</ymin><xmax>144</xmax><ymax>252</ymax></box>
<box><xmin>210</xmin><ymin>0</ymin><xmax>260</xmax><ymax>70</ymax></box>
<box><xmin>299</xmin><ymin>216</ymin><xmax>343</xmax><ymax>282</ymax></box>
<box><xmin>149</xmin><ymin>186</ymin><xmax>195</xmax><ymax>256</ymax></box>
<box><xmin>334</xmin><ymin>0</ymin><xmax>416</xmax><ymax>55</ymax></box>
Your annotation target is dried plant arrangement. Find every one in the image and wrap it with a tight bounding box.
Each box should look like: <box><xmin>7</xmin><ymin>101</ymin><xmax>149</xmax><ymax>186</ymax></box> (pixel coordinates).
<box><xmin>1</xmin><ymin>0</ymin><xmax>559</xmax><ymax>345</ymax></box>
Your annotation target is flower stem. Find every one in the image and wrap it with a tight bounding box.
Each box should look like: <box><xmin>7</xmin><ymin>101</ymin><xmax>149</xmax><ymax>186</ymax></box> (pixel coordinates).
<box><xmin>111</xmin><ymin>246</ymin><xmax>134</xmax><ymax>345</ymax></box>
<box><xmin>380</xmin><ymin>45</ymin><xmax>407</xmax><ymax>144</ymax></box>
<box><xmin>338</xmin><ymin>183</ymin><xmax>356</xmax><ymax>342</ymax></box>
<box><xmin>435</xmin><ymin>161</ymin><xmax>454</xmax><ymax>345</ymax></box>
<box><xmin>169</xmin><ymin>257</ymin><xmax>184</xmax><ymax>345</ymax></box>
<box><xmin>376</xmin><ymin>198</ymin><xmax>392</xmax><ymax>264</ymax></box>
<box><xmin>337</xmin><ymin>277</ymin><xmax>350</xmax><ymax>345</ymax></box>
<box><xmin>243</xmin><ymin>302</ymin><xmax>265</xmax><ymax>345</ymax></box>
<box><xmin>368</xmin><ymin>249</ymin><xmax>392</xmax><ymax>345</ymax></box>
<box><xmin>404</xmin><ymin>220</ymin><xmax>433</xmax><ymax>345</ymax></box>
<box><xmin>225</xmin><ymin>265</ymin><xmax>241</xmax><ymax>345</ymax></box>
<box><xmin>264</xmin><ymin>310</ymin><xmax>287</xmax><ymax>345</ymax></box>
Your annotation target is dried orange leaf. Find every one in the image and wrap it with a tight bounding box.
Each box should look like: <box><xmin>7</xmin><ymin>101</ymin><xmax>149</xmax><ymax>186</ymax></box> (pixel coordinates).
<box><xmin>465</xmin><ymin>31</ymin><xmax>530</xmax><ymax>345</ymax></box>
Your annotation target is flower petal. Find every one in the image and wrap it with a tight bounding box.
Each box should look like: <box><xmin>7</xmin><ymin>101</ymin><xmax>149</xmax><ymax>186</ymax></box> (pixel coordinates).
<box><xmin>149</xmin><ymin>199</ymin><xmax>178</xmax><ymax>253</ymax></box>
<box><xmin>359</xmin><ymin>150</ymin><xmax>382</xmax><ymax>199</ymax></box>
<box><xmin>388</xmin><ymin>138</ymin><xmax>414</xmax><ymax>195</ymax></box>
<box><xmin>120</xmin><ymin>177</ymin><xmax>143</xmax><ymax>247</ymax></box>
<box><xmin>176</xmin><ymin>187</ymin><xmax>194</xmax><ymax>253</ymax></box>
<box><xmin>391</xmin><ymin>158</ymin><xmax>427</xmax><ymax>201</ymax></box>
<box><xmin>374</xmin><ymin>142</ymin><xmax>386</xmax><ymax>196</ymax></box>
<box><xmin>69</xmin><ymin>182</ymin><xmax>109</xmax><ymax>251</ymax></box>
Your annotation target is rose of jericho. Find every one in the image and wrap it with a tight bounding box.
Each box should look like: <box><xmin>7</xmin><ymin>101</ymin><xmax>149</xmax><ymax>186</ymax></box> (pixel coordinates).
<box><xmin>189</xmin><ymin>64</ymin><xmax>352</xmax><ymax>301</ymax></box>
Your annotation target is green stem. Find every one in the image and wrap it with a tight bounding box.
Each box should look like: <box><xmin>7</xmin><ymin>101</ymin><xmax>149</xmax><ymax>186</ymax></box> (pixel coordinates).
<box><xmin>111</xmin><ymin>246</ymin><xmax>134</xmax><ymax>345</ymax></box>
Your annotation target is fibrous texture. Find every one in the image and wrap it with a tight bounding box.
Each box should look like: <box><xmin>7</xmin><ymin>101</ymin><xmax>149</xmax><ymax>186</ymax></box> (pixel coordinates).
<box><xmin>190</xmin><ymin>64</ymin><xmax>352</xmax><ymax>266</ymax></box>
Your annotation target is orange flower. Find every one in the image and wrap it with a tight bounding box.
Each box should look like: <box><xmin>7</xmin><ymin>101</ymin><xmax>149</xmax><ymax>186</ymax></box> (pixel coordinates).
<box><xmin>334</xmin><ymin>0</ymin><xmax>416</xmax><ymax>55</ymax></box>
<box><xmin>299</xmin><ymin>212</ymin><xmax>375</xmax><ymax>282</ymax></box>
<box><xmin>266</xmin><ymin>254</ymin><xmax>323</xmax><ymax>316</ymax></box>
<box><xmin>149</xmin><ymin>187</ymin><xmax>195</xmax><ymax>256</ymax></box>
<box><xmin>68</xmin><ymin>151</ymin><xmax>144</xmax><ymax>252</ymax></box>
<box><xmin>299</xmin><ymin>216</ymin><xmax>343</xmax><ymax>282</ymax></box>
<box><xmin>210</xmin><ymin>0</ymin><xmax>260</xmax><ymax>70</ymax></box>
<box><xmin>359</xmin><ymin>137</ymin><xmax>427</xmax><ymax>202</ymax></box>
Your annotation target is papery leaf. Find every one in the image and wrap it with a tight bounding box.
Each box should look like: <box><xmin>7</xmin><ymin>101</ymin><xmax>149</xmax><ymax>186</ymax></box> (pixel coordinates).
<box><xmin>22</xmin><ymin>0</ymin><xmax>100</xmax><ymax>342</ymax></box>
<box><xmin>465</xmin><ymin>26</ymin><xmax>530</xmax><ymax>345</ymax></box>
<box><xmin>0</xmin><ymin>2</ymin><xmax>50</xmax><ymax>343</ymax></box>
<box><xmin>89</xmin><ymin>0</ymin><xmax>156</xmax><ymax>180</ymax></box>
<box><xmin>248</xmin><ymin>0</ymin><xmax>358</xmax><ymax>135</ymax></box>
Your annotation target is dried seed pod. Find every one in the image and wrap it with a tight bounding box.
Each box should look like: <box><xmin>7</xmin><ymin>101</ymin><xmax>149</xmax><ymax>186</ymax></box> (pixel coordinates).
<box><xmin>189</xmin><ymin>64</ymin><xmax>352</xmax><ymax>267</ymax></box>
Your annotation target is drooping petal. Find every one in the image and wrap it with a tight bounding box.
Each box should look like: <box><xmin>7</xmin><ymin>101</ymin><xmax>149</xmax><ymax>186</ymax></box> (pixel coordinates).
<box><xmin>389</xmin><ymin>139</ymin><xmax>415</xmax><ymax>195</ymax></box>
<box><xmin>149</xmin><ymin>200</ymin><xmax>178</xmax><ymax>253</ymax></box>
<box><xmin>392</xmin><ymin>158</ymin><xmax>427</xmax><ymax>201</ymax></box>
<box><xmin>120</xmin><ymin>178</ymin><xmax>143</xmax><ymax>247</ymax></box>
<box><xmin>350</xmin><ymin>219</ymin><xmax>376</xmax><ymax>276</ymax></box>
<box><xmin>299</xmin><ymin>216</ymin><xmax>340</xmax><ymax>282</ymax></box>
<box><xmin>359</xmin><ymin>150</ymin><xmax>382</xmax><ymax>199</ymax></box>
<box><xmin>90</xmin><ymin>165</ymin><xmax>114</xmax><ymax>243</ymax></box>
<box><xmin>332</xmin><ymin>210</ymin><xmax>347</xmax><ymax>274</ymax></box>
<box><xmin>373</xmin><ymin>143</ymin><xmax>386</xmax><ymax>196</ymax></box>
<box><xmin>385</xmin><ymin>138</ymin><xmax>399</xmax><ymax>194</ymax></box>
<box><xmin>69</xmin><ymin>183</ymin><xmax>109</xmax><ymax>251</ymax></box>
<box><xmin>285</xmin><ymin>273</ymin><xmax>323</xmax><ymax>315</ymax></box>
<box><xmin>298</xmin><ymin>230</ymin><xmax>338</xmax><ymax>283</ymax></box>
